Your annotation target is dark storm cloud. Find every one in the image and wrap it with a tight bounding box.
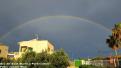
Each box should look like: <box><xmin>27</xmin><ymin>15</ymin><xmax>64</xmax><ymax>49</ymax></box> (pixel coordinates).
<box><xmin>0</xmin><ymin>0</ymin><xmax>120</xmax><ymax>27</ymax></box>
<box><xmin>0</xmin><ymin>17</ymin><xmax>111</xmax><ymax>58</ymax></box>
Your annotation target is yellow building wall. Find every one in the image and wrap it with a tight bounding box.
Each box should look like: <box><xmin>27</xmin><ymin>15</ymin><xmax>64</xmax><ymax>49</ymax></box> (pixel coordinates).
<box><xmin>0</xmin><ymin>44</ymin><xmax>8</xmax><ymax>58</ymax></box>
<box><xmin>48</xmin><ymin>42</ymin><xmax>54</xmax><ymax>54</ymax></box>
<box><xmin>18</xmin><ymin>39</ymin><xmax>54</xmax><ymax>57</ymax></box>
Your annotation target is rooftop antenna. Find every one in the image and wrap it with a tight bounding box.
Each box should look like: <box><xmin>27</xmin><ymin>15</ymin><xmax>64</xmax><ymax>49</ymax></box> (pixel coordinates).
<box><xmin>33</xmin><ymin>34</ymin><xmax>39</xmax><ymax>40</ymax></box>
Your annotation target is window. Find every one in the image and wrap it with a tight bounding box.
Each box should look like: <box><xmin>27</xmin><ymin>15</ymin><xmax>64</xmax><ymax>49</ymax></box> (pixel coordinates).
<box><xmin>27</xmin><ymin>47</ymin><xmax>33</xmax><ymax>52</ymax></box>
<box><xmin>21</xmin><ymin>46</ymin><xmax>27</xmax><ymax>52</ymax></box>
<box><xmin>0</xmin><ymin>49</ymin><xmax>1</xmax><ymax>53</ymax></box>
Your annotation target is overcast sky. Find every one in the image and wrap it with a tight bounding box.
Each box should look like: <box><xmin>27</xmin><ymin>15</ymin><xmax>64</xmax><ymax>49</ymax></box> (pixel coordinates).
<box><xmin>0</xmin><ymin>0</ymin><xmax>121</xmax><ymax>58</ymax></box>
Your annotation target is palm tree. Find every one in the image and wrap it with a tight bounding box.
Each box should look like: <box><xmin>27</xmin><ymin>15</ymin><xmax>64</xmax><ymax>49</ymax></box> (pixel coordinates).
<box><xmin>106</xmin><ymin>23</ymin><xmax>121</xmax><ymax>67</ymax></box>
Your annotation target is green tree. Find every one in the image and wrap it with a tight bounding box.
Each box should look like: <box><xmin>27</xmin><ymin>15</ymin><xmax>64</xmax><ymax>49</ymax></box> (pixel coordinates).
<box><xmin>50</xmin><ymin>49</ymin><xmax>70</xmax><ymax>68</ymax></box>
<box><xmin>107</xmin><ymin>23</ymin><xmax>121</xmax><ymax>50</ymax></box>
<box><xmin>0</xmin><ymin>57</ymin><xmax>13</xmax><ymax>63</ymax></box>
<box><xmin>35</xmin><ymin>51</ymin><xmax>50</xmax><ymax>63</ymax></box>
<box><xmin>35</xmin><ymin>51</ymin><xmax>53</xmax><ymax>68</ymax></box>
<box><xmin>106</xmin><ymin>23</ymin><xmax>121</xmax><ymax>67</ymax></box>
<box><xmin>17</xmin><ymin>49</ymin><xmax>70</xmax><ymax>68</ymax></box>
<box><xmin>17</xmin><ymin>51</ymin><xmax>36</xmax><ymax>68</ymax></box>
<box><xmin>19</xmin><ymin>51</ymin><xmax>36</xmax><ymax>63</ymax></box>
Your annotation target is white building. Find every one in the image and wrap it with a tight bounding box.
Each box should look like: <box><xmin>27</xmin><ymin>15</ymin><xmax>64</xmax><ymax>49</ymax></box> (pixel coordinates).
<box><xmin>16</xmin><ymin>39</ymin><xmax>54</xmax><ymax>58</ymax></box>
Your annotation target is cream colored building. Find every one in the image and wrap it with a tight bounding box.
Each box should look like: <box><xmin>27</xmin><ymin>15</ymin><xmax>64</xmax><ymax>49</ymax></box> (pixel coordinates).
<box><xmin>0</xmin><ymin>43</ymin><xmax>8</xmax><ymax>58</ymax></box>
<box><xmin>8</xmin><ymin>52</ymin><xmax>19</xmax><ymax>59</ymax></box>
<box><xmin>18</xmin><ymin>39</ymin><xmax>54</xmax><ymax>57</ymax></box>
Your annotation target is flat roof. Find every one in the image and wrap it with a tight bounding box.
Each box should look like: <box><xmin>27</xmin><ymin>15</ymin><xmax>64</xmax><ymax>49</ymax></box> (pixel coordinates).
<box><xmin>0</xmin><ymin>43</ymin><xmax>8</xmax><ymax>47</ymax></box>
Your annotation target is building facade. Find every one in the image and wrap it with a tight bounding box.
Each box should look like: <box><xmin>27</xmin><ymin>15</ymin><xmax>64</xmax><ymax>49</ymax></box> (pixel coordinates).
<box><xmin>18</xmin><ymin>39</ymin><xmax>54</xmax><ymax>57</ymax></box>
<box><xmin>0</xmin><ymin>43</ymin><xmax>8</xmax><ymax>58</ymax></box>
<box><xmin>8</xmin><ymin>52</ymin><xmax>19</xmax><ymax>59</ymax></box>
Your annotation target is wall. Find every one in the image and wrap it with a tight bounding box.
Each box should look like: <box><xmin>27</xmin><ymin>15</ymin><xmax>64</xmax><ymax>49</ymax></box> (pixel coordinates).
<box><xmin>0</xmin><ymin>44</ymin><xmax>8</xmax><ymax>58</ymax></box>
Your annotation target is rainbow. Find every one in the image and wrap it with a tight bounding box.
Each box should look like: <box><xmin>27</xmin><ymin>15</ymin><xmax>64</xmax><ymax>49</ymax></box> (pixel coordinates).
<box><xmin>0</xmin><ymin>15</ymin><xmax>111</xmax><ymax>40</ymax></box>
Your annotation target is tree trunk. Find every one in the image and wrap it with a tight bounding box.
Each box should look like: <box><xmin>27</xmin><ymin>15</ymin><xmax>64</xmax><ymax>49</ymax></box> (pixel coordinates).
<box><xmin>114</xmin><ymin>49</ymin><xmax>119</xmax><ymax>68</ymax></box>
